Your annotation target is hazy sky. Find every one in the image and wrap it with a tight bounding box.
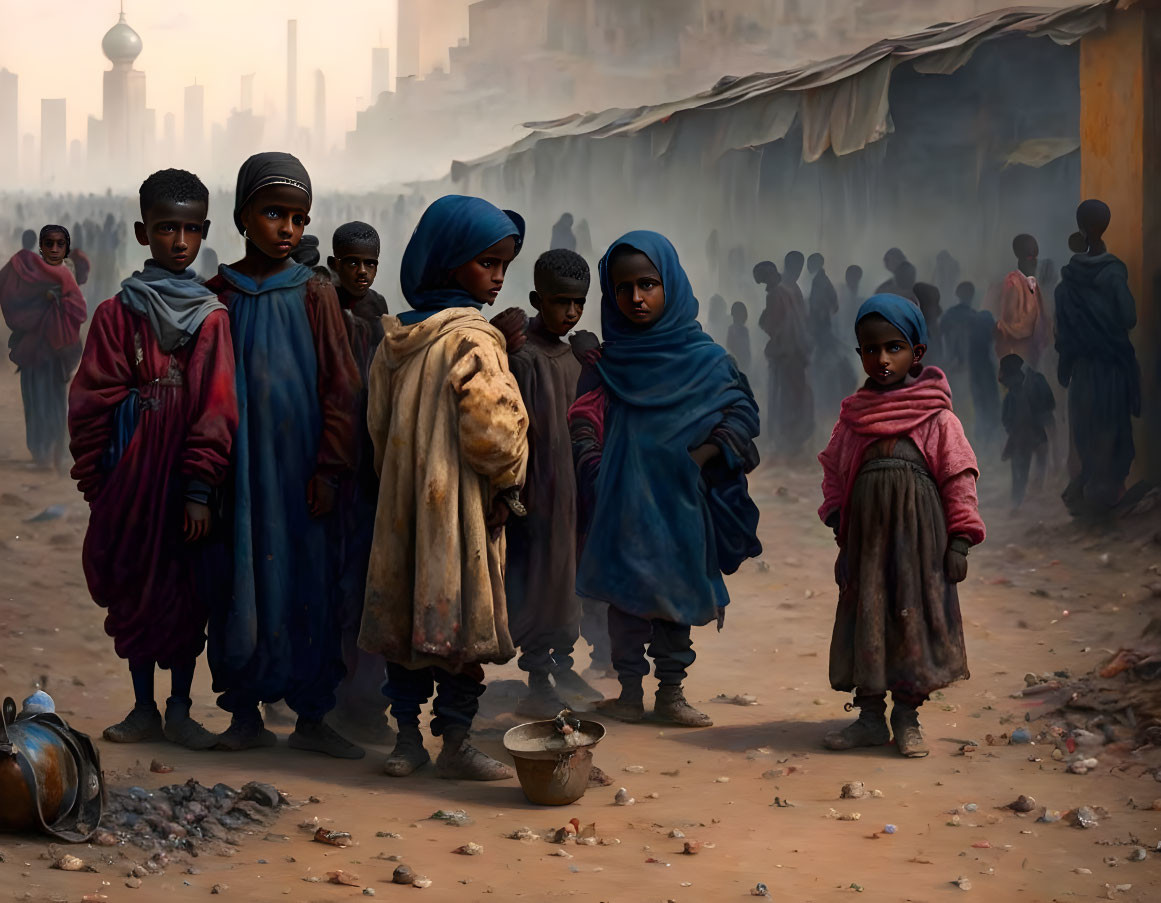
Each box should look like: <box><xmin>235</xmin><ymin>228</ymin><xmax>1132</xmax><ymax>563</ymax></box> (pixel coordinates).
<box><xmin>2</xmin><ymin>0</ymin><xmax>406</xmax><ymax>150</ymax></box>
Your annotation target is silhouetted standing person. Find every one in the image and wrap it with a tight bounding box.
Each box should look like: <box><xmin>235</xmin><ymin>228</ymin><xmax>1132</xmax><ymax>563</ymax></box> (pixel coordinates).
<box><xmin>551</xmin><ymin>212</ymin><xmax>577</xmax><ymax>251</ymax></box>
<box><xmin>1055</xmin><ymin>199</ymin><xmax>1140</xmax><ymax>516</ymax></box>
<box><xmin>756</xmin><ymin>260</ymin><xmax>814</xmax><ymax>460</ymax></box>
<box><xmin>996</xmin><ymin>234</ymin><xmax>1050</xmax><ymax>369</ymax></box>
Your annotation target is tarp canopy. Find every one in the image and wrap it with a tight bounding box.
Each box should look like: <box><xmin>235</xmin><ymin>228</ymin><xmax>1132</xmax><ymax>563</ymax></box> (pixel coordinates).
<box><xmin>451</xmin><ymin>1</ymin><xmax>1119</xmax><ymax>179</ymax></box>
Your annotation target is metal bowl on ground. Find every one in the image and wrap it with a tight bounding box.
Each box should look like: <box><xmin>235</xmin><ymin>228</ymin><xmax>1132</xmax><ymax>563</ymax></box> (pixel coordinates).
<box><xmin>503</xmin><ymin>718</ymin><xmax>605</xmax><ymax>806</ymax></box>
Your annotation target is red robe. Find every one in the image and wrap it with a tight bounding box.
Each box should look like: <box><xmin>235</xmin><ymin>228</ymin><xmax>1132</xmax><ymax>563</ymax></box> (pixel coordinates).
<box><xmin>68</xmin><ymin>298</ymin><xmax>238</xmax><ymax>668</ymax></box>
<box><xmin>0</xmin><ymin>249</ymin><xmax>86</xmax><ymax>369</ymax></box>
<box><xmin>995</xmin><ymin>271</ymin><xmax>1050</xmax><ymax>367</ymax></box>
<box><xmin>818</xmin><ymin>367</ymin><xmax>985</xmax><ymax>545</ymax></box>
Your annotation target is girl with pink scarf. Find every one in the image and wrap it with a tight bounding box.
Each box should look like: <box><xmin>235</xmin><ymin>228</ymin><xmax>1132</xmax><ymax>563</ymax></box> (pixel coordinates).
<box><xmin>818</xmin><ymin>294</ymin><xmax>984</xmax><ymax>757</ymax></box>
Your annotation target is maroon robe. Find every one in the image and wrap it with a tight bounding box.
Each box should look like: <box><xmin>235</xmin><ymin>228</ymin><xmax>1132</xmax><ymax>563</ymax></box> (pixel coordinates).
<box><xmin>68</xmin><ymin>298</ymin><xmax>238</xmax><ymax>668</ymax></box>
<box><xmin>0</xmin><ymin>249</ymin><xmax>86</xmax><ymax>369</ymax></box>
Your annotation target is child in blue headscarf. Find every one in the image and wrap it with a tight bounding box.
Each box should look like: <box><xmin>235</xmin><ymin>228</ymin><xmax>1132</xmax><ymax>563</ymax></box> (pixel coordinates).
<box><xmin>568</xmin><ymin>231</ymin><xmax>761</xmax><ymax>727</ymax></box>
<box><xmin>818</xmin><ymin>294</ymin><xmax>984</xmax><ymax>757</ymax></box>
<box><xmin>359</xmin><ymin>195</ymin><xmax>530</xmax><ymax>781</ymax></box>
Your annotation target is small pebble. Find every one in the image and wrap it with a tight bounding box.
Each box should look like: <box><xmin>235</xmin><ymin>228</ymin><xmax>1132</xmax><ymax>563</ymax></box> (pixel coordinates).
<box><xmin>1128</xmin><ymin>848</ymin><xmax>1147</xmax><ymax>862</ymax></box>
<box><xmin>211</xmin><ymin>885</ymin><xmax>228</xmax><ymax>895</ymax></box>
<box><xmin>751</xmin><ymin>884</ymin><xmax>770</xmax><ymax>897</ymax></box>
<box><xmin>125</xmin><ymin>878</ymin><xmax>142</xmax><ymax>889</ymax></box>
<box><xmin>883</xmin><ymin>824</ymin><xmax>897</xmax><ymax>835</ymax></box>
<box><xmin>412</xmin><ymin>876</ymin><xmax>432</xmax><ymax>889</ymax></box>
<box><xmin>362</xmin><ymin>889</ymin><xmax>376</xmax><ymax>897</ymax></box>
<box><xmin>714</xmin><ymin>776</ymin><xmax>730</xmax><ymax>784</ymax></box>
<box><xmin>953</xmin><ymin>876</ymin><xmax>972</xmax><ymax>891</ymax></box>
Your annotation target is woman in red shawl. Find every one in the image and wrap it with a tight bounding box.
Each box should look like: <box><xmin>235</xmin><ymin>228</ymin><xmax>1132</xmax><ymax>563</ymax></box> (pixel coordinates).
<box><xmin>0</xmin><ymin>225</ymin><xmax>87</xmax><ymax>470</ymax></box>
<box><xmin>818</xmin><ymin>294</ymin><xmax>984</xmax><ymax>758</ymax></box>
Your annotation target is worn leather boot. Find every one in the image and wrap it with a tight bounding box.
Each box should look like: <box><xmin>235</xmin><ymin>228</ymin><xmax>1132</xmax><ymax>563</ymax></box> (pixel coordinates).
<box><xmin>823</xmin><ymin>695</ymin><xmax>890</xmax><ymax>751</ymax></box>
<box><xmin>653</xmin><ymin>684</ymin><xmax>713</xmax><ymax>727</ymax></box>
<box><xmin>383</xmin><ymin>724</ymin><xmax>430</xmax><ymax>777</ymax></box>
<box><xmin>890</xmin><ymin>703</ymin><xmax>929</xmax><ymax>758</ymax></box>
<box><xmin>436</xmin><ymin>728</ymin><xmax>513</xmax><ymax>781</ymax></box>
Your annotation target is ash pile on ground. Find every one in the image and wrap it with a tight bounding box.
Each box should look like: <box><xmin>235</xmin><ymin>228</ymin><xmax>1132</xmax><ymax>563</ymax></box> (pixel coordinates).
<box><xmin>95</xmin><ymin>779</ymin><xmax>286</xmax><ymax>857</ymax></box>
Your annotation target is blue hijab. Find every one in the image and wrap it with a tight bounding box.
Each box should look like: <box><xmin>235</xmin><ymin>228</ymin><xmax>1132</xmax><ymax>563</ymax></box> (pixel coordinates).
<box><xmin>397</xmin><ymin>195</ymin><xmax>525</xmax><ymax>326</ymax></box>
<box><xmin>578</xmin><ymin>231</ymin><xmax>760</xmax><ymax>626</ymax></box>
<box><xmin>855</xmin><ymin>293</ymin><xmax>928</xmax><ymax>346</ymax></box>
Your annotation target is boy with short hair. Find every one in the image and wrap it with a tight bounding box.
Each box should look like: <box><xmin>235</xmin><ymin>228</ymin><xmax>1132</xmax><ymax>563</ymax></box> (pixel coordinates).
<box><xmin>68</xmin><ymin>168</ymin><xmax>238</xmax><ymax>749</ymax></box>
<box><xmin>503</xmin><ymin>249</ymin><xmax>602</xmax><ymax>716</ymax></box>
<box><xmin>326</xmin><ymin>221</ymin><xmax>391</xmax><ymax>739</ymax></box>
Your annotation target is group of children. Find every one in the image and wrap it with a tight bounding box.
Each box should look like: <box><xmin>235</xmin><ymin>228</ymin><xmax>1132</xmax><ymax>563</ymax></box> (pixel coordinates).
<box><xmin>3</xmin><ymin>147</ymin><xmax>1063</xmax><ymax>772</ymax></box>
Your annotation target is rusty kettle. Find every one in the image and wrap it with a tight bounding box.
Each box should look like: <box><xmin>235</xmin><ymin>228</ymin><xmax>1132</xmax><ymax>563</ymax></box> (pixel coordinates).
<box><xmin>0</xmin><ymin>695</ymin><xmax>104</xmax><ymax>842</ymax></box>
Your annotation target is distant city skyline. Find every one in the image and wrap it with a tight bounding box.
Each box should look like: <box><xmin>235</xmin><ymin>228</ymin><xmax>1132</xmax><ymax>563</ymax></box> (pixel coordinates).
<box><xmin>3</xmin><ymin>0</ymin><xmax>428</xmax><ymax>150</ymax></box>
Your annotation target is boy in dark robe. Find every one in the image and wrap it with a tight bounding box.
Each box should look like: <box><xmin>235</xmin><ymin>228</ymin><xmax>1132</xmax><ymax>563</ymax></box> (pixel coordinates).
<box><xmin>707</xmin><ymin>293</ymin><xmax>729</xmax><ymax>345</ymax></box>
<box><xmin>999</xmin><ymin>354</ymin><xmax>1055</xmax><ymax>509</ymax></box>
<box><xmin>756</xmin><ymin>260</ymin><xmax>814</xmax><ymax>459</ymax></box>
<box><xmin>838</xmin><ymin>264</ymin><xmax>863</xmax><ymax>333</ymax></box>
<box><xmin>913</xmin><ymin>282</ymin><xmax>942</xmax><ymax>363</ymax></box>
<box><xmin>1055</xmin><ymin>199</ymin><xmax>1140</xmax><ymax>516</ymax></box>
<box><xmin>783</xmin><ymin>250</ymin><xmax>808</xmax><ymax>316</ymax></box>
<box><xmin>808</xmin><ymin>253</ymin><xmax>855</xmax><ymax>422</ymax></box>
<box><xmin>551</xmin><ymin>213</ymin><xmax>577</xmax><ymax>252</ymax></box>
<box><xmin>727</xmin><ymin>301</ymin><xmax>752</xmax><ymax>375</ymax></box>
<box><xmin>0</xmin><ymin>225</ymin><xmax>87</xmax><ymax>471</ymax></box>
<box><xmin>205</xmin><ymin>152</ymin><xmax>363</xmax><ymax>759</ymax></box>
<box><xmin>326</xmin><ymin>222</ymin><xmax>391</xmax><ymax>741</ymax></box>
<box><xmin>504</xmin><ymin>249</ymin><xmax>602</xmax><ymax>716</ymax></box>
<box><xmin>806</xmin><ymin>253</ymin><xmax>838</xmax><ymax>348</ymax></box>
<box><xmin>944</xmin><ymin>281</ymin><xmax>1002</xmax><ymax>450</ymax></box>
<box><xmin>69</xmin><ymin>169</ymin><xmax>237</xmax><ymax>750</ymax></box>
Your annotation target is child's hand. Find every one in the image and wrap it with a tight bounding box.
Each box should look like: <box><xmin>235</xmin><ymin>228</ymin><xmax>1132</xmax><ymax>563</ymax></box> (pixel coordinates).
<box><xmin>184</xmin><ymin>501</ymin><xmax>211</xmax><ymax>542</ymax></box>
<box><xmin>690</xmin><ymin>443</ymin><xmax>720</xmax><ymax>469</ymax></box>
<box><xmin>944</xmin><ymin>546</ymin><xmax>968</xmax><ymax>583</ymax></box>
<box><xmin>490</xmin><ymin>307</ymin><xmax>528</xmax><ymax>354</ymax></box>
<box><xmin>307</xmin><ymin>475</ymin><xmax>337</xmax><ymax>518</ymax></box>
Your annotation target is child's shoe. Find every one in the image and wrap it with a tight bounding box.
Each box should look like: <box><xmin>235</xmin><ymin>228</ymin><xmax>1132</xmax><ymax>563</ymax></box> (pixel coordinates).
<box><xmin>823</xmin><ymin>696</ymin><xmax>890</xmax><ymax>750</ymax></box>
<box><xmin>890</xmin><ymin>704</ymin><xmax>929</xmax><ymax>758</ymax></box>
<box><xmin>594</xmin><ymin>694</ymin><xmax>645</xmax><ymax>723</ymax></box>
<box><xmin>515</xmin><ymin>671</ymin><xmax>567</xmax><ymax>719</ymax></box>
<box><xmin>289</xmin><ymin>718</ymin><xmax>365</xmax><ymax>759</ymax></box>
<box><xmin>216</xmin><ymin>711</ymin><xmax>277</xmax><ymax>751</ymax></box>
<box><xmin>103</xmin><ymin>705</ymin><xmax>165</xmax><ymax>743</ymax></box>
<box><xmin>552</xmin><ymin>667</ymin><xmax>604</xmax><ymax>703</ymax></box>
<box><xmin>436</xmin><ymin>728</ymin><xmax>513</xmax><ymax>781</ymax></box>
<box><xmin>653</xmin><ymin>685</ymin><xmax>712</xmax><ymax>727</ymax></box>
<box><xmin>163</xmin><ymin>700</ymin><xmax>218</xmax><ymax>751</ymax></box>
<box><xmin>383</xmin><ymin>724</ymin><xmax>430</xmax><ymax>777</ymax></box>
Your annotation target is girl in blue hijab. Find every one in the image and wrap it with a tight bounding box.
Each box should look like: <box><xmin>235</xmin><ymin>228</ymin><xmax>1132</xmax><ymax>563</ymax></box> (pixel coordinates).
<box><xmin>569</xmin><ymin>231</ymin><xmax>760</xmax><ymax>727</ymax></box>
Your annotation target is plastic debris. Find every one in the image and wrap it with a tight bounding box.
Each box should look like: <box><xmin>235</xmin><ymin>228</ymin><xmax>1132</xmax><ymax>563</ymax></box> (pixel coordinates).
<box><xmin>623</xmin><ymin>765</ymin><xmax>646</xmax><ymax>774</ymax></box>
<box><xmin>1070</xmin><ymin>806</ymin><xmax>1100</xmax><ymax>829</ymax></box>
<box><xmin>412</xmin><ymin>877</ymin><xmax>432</xmax><ymax>889</ymax></box>
<box><xmin>507</xmin><ymin>827</ymin><xmax>540</xmax><ymax>842</ymax></box>
<box><xmin>712</xmin><ymin>694</ymin><xmax>759</xmax><ymax>706</ymax></box>
<box><xmin>363</xmin><ymin>890</ymin><xmax>376</xmax><ymax>897</ymax></box>
<box><xmin>751</xmin><ymin>884</ymin><xmax>770</xmax><ymax>897</ymax></box>
<box><xmin>614</xmin><ymin>787</ymin><xmax>635</xmax><ymax>806</ymax></box>
<box><xmin>1068</xmin><ymin>757</ymin><xmax>1100</xmax><ymax>775</ymax></box>
<box><xmin>883</xmin><ymin>824</ymin><xmax>897</xmax><ymax>835</ymax></box>
<box><xmin>953</xmin><ymin>876</ymin><xmax>973</xmax><ymax>891</ymax></box>
<box><xmin>431</xmin><ymin>808</ymin><xmax>471</xmax><ymax>826</ymax></box>
<box><xmin>25</xmin><ymin>504</ymin><xmax>67</xmax><ymax>523</ymax></box>
<box><xmin>313</xmin><ymin>827</ymin><xmax>352</xmax><ymax>846</ymax></box>
<box><xmin>669</xmin><ymin>829</ymin><xmax>685</xmax><ymax>838</ymax></box>
<box><xmin>1010</xmin><ymin>728</ymin><xmax>1031</xmax><ymax>744</ymax></box>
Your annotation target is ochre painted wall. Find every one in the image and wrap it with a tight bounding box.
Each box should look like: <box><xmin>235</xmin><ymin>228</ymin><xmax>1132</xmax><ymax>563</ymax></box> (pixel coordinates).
<box><xmin>1079</xmin><ymin>5</ymin><xmax>1161</xmax><ymax>481</ymax></box>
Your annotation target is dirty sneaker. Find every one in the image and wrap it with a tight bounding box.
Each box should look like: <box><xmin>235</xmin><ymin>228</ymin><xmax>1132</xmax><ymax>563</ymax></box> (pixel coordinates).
<box><xmin>163</xmin><ymin>705</ymin><xmax>218</xmax><ymax>751</ymax></box>
<box><xmin>215</xmin><ymin>713</ymin><xmax>277</xmax><ymax>751</ymax></box>
<box><xmin>103</xmin><ymin>705</ymin><xmax>165</xmax><ymax>743</ymax></box>
<box><xmin>436</xmin><ymin>733</ymin><xmax>513</xmax><ymax>781</ymax></box>
<box><xmin>653</xmin><ymin>685</ymin><xmax>713</xmax><ymax>727</ymax></box>
<box><xmin>288</xmin><ymin>718</ymin><xmax>365</xmax><ymax>759</ymax></box>
<box><xmin>383</xmin><ymin>725</ymin><xmax>430</xmax><ymax>777</ymax></box>
<box><xmin>552</xmin><ymin>668</ymin><xmax>604</xmax><ymax>702</ymax></box>
<box><xmin>890</xmin><ymin>705</ymin><xmax>929</xmax><ymax>758</ymax></box>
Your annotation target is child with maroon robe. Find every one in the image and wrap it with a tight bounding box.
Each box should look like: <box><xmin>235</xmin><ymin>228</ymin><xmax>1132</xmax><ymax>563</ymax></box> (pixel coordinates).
<box><xmin>68</xmin><ymin>169</ymin><xmax>237</xmax><ymax>749</ymax></box>
<box><xmin>819</xmin><ymin>295</ymin><xmax>984</xmax><ymax>758</ymax></box>
<box><xmin>0</xmin><ymin>225</ymin><xmax>87</xmax><ymax>470</ymax></box>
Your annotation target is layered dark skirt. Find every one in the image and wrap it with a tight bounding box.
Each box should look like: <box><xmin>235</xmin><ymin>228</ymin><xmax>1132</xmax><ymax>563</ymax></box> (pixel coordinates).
<box><xmin>830</xmin><ymin>441</ymin><xmax>969</xmax><ymax>697</ymax></box>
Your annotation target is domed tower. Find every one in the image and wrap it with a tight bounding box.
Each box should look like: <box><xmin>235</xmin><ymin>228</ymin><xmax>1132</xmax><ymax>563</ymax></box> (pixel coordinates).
<box><xmin>102</xmin><ymin>12</ymin><xmax>143</xmax><ymax>68</ymax></box>
<box><xmin>96</xmin><ymin>5</ymin><xmax>148</xmax><ymax>179</ymax></box>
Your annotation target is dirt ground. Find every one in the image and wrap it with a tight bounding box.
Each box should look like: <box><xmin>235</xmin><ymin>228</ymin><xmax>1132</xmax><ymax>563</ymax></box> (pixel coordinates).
<box><xmin>1</xmin><ymin>365</ymin><xmax>1160</xmax><ymax>903</ymax></box>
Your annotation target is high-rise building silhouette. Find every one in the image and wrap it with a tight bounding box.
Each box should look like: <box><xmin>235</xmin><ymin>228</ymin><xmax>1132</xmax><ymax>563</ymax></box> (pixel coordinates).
<box><xmin>371</xmin><ymin>46</ymin><xmax>391</xmax><ymax>101</ymax></box>
<box><xmin>96</xmin><ymin>10</ymin><xmax>147</xmax><ymax>178</ymax></box>
<box><xmin>287</xmin><ymin>19</ymin><xmax>298</xmax><ymax>144</ymax></box>
<box><xmin>0</xmin><ymin>69</ymin><xmax>17</xmax><ymax>189</ymax></box>
<box><xmin>314</xmin><ymin>70</ymin><xmax>326</xmax><ymax>154</ymax></box>
<box><xmin>184</xmin><ymin>82</ymin><xmax>205</xmax><ymax>161</ymax></box>
<box><xmin>40</xmin><ymin>98</ymin><xmax>66</xmax><ymax>186</ymax></box>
